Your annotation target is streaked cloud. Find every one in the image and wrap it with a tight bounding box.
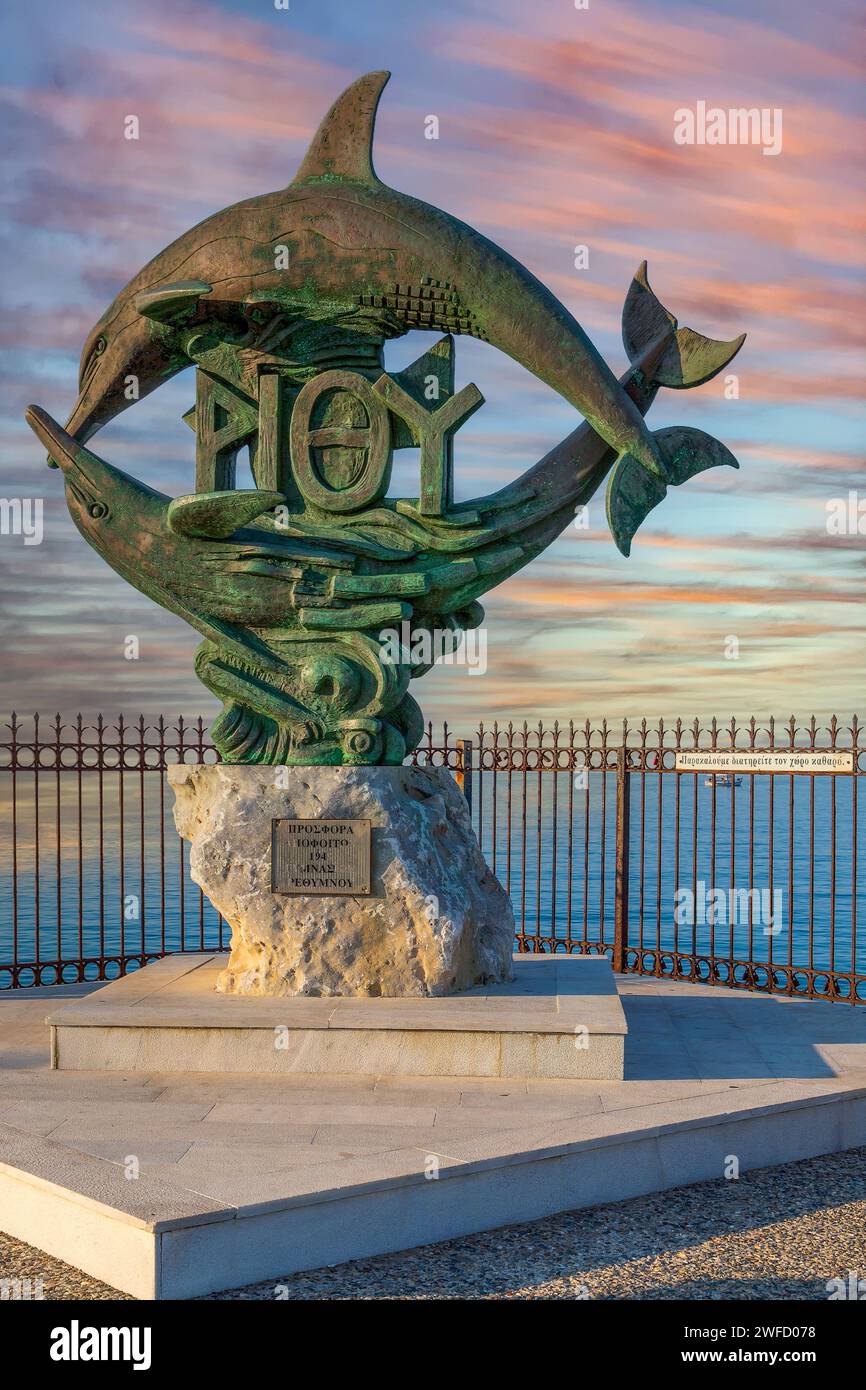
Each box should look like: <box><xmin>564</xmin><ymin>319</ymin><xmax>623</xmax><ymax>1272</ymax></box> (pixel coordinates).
<box><xmin>0</xmin><ymin>0</ymin><xmax>862</xmax><ymax>729</ymax></box>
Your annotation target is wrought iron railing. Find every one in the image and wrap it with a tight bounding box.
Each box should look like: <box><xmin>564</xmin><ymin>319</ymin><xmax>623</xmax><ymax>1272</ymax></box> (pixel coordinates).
<box><xmin>1</xmin><ymin>713</ymin><xmax>863</xmax><ymax>1002</ymax></box>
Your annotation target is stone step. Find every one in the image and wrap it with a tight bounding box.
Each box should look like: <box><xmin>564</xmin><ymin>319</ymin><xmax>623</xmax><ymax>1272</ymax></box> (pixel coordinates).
<box><xmin>48</xmin><ymin>952</ymin><xmax>627</xmax><ymax>1081</ymax></box>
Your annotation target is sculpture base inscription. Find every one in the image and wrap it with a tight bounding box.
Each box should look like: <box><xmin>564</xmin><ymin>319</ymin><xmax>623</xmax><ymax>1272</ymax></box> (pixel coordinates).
<box><xmin>167</xmin><ymin>762</ymin><xmax>515</xmax><ymax>997</ymax></box>
<box><xmin>272</xmin><ymin>819</ymin><xmax>371</xmax><ymax>895</ymax></box>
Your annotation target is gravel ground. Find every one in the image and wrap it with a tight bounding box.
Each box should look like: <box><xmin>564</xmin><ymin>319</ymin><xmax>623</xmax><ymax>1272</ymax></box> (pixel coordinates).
<box><xmin>0</xmin><ymin>1235</ymin><xmax>131</xmax><ymax>1301</ymax></box>
<box><xmin>2</xmin><ymin>1145</ymin><xmax>864</xmax><ymax>1301</ymax></box>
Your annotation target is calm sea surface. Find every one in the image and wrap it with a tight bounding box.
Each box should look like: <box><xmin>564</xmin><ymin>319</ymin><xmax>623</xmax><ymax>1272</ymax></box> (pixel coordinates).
<box><xmin>1</xmin><ymin>770</ymin><xmax>863</xmax><ymax>984</ymax></box>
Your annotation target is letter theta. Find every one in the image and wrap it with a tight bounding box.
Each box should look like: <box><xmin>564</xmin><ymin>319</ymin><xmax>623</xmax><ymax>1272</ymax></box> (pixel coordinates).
<box><xmin>290</xmin><ymin>369</ymin><xmax>393</xmax><ymax>513</ymax></box>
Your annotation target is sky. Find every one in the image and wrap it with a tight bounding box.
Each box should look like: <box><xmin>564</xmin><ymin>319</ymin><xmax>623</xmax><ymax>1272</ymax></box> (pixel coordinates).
<box><xmin>0</xmin><ymin>0</ymin><xmax>863</xmax><ymax>737</ymax></box>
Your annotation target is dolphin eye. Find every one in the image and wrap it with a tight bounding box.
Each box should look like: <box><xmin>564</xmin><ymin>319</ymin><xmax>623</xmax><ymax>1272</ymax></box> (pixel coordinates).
<box><xmin>88</xmin><ymin>502</ymin><xmax>109</xmax><ymax>519</ymax></box>
<box><xmin>87</xmin><ymin>337</ymin><xmax>107</xmax><ymax>371</ymax></box>
<box><xmin>80</xmin><ymin>336</ymin><xmax>108</xmax><ymax>386</ymax></box>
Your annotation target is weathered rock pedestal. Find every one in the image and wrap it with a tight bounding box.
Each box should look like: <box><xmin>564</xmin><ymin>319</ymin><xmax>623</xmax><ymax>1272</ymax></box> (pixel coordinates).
<box><xmin>50</xmin><ymin>765</ymin><xmax>626</xmax><ymax>1082</ymax></box>
<box><xmin>166</xmin><ymin>762</ymin><xmax>515</xmax><ymax>998</ymax></box>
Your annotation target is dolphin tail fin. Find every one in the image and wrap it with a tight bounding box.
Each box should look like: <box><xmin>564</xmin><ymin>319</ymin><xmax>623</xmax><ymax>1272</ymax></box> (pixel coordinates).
<box><xmin>607</xmin><ymin>425</ymin><xmax>739</xmax><ymax>557</ymax></box>
<box><xmin>292</xmin><ymin>71</ymin><xmax>390</xmax><ymax>187</ymax></box>
<box><xmin>623</xmin><ymin>261</ymin><xmax>746</xmax><ymax>390</ymax></box>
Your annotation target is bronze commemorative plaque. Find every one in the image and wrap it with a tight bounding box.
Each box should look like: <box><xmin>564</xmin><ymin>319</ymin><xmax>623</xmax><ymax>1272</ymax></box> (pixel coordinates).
<box><xmin>271</xmin><ymin>818</ymin><xmax>372</xmax><ymax>895</ymax></box>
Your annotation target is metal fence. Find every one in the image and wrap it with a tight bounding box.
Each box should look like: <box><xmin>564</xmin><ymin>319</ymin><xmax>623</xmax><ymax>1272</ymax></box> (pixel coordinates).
<box><xmin>1</xmin><ymin>713</ymin><xmax>863</xmax><ymax>1003</ymax></box>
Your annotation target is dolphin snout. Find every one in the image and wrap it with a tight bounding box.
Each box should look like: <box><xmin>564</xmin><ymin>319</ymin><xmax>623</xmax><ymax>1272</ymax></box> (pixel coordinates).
<box><xmin>26</xmin><ymin>406</ymin><xmax>62</xmax><ymax>468</ymax></box>
<box><xmin>26</xmin><ymin>405</ymin><xmax>81</xmax><ymax>472</ymax></box>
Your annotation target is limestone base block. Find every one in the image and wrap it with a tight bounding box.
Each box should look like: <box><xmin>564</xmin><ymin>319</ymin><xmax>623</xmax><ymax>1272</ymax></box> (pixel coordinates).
<box><xmin>166</xmin><ymin>763</ymin><xmax>515</xmax><ymax>998</ymax></box>
<box><xmin>47</xmin><ymin>952</ymin><xmax>628</xmax><ymax>1080</ymax></box>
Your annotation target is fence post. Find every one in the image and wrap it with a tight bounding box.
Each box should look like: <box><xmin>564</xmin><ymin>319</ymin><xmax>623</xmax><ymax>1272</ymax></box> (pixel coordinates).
<box><xmin>613</xmin><ymin>744</ymin><xmax>630</xmax><ymax>973</ymax></box>
<box><xmin>455</xmin><ymin>737</ymin><xmax>473</xmax><ymax>815</ymax></box>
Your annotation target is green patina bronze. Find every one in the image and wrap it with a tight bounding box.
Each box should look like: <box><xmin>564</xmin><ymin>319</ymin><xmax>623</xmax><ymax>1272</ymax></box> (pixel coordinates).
<box><xmin>26</xmin><ymin>72</ymin><xmax>745</xmax><ymax>766</ymax></box>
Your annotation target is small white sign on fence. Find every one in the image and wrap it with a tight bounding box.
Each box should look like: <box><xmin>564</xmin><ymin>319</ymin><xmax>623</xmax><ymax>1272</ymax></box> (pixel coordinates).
<box><xmin>675</xmin><ymin>750</ymin><xmax>855</xmax><ymax>775</ymax></box>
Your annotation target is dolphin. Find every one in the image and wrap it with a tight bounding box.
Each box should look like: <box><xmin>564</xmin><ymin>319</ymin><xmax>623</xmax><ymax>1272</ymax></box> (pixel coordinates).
<box><xmin>60</xmin><ymin>70</ymin><xmax>739</xmax><ymax>498</ymax></box>
<box><xmin>25</xmin><ymin>255</ymin><xmax>744</xmax><ymax>760</ymax></box>
<box><xmin>26</xmin><ymin>266</ymin><xmax>744</xmax><ymax>627</ymax></box>
<box><xmin>24</xmin><ymin>402</ymin><xmax>417</xmax><ymax>755</ymax></box>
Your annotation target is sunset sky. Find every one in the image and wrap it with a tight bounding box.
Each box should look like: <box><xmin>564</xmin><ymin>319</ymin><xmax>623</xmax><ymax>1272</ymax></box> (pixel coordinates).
<box><xmin>0</xmin><ymin>0</ymin><xmax>863</xmax><ymax>735</ymax></box>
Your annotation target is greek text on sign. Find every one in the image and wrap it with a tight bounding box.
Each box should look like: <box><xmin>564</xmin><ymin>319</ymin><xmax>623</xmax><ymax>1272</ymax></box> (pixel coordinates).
<box><xmin>272</xmin><ymin>819</ymin><xmax>371</xmax><ymax>895</ymax></box>
<box><xmin>675</xmin><ymin>750</ymin><xmax>854</xmax><ymax>775</ymax></box>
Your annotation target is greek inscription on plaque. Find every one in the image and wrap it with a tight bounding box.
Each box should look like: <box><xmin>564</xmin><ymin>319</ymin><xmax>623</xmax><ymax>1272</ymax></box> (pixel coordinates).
<box><xmin>675</xmin><ymin>750</ymin><xmax>854</xmax><ymax>775</ymax></box>
<box><xmin>271</xmin><ymin>818</ymin><xmax>371</xmax><ymax>895</ymax></box>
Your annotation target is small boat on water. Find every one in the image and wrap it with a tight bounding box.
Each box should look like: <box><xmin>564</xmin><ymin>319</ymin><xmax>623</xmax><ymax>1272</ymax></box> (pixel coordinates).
<box><xmin>704</xmin><ymin>773</ymin><xmax>743</xmax><ymax>788</ymax></box>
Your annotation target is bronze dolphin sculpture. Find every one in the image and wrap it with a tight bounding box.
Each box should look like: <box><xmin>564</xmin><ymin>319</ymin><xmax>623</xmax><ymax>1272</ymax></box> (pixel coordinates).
<box><xmin>62</xmin><ymin>70</ymin><xmax>742</xmax><ymax>510</ymax></box>
<box><xmin>26</xmin><ymin>260</ymin><xmax>743</xmax><ymax>762</ymax></box>
<box><xmin>27</xmin><ymin>67</ymin><xmax>745</xmax><ymax>764</ymax></box>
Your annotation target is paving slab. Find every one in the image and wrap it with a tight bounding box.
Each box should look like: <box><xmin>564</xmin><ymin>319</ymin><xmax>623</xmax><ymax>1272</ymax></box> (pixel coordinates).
<box><xmin>0</xmin><ymin>967</ymin><xmax>864</xmax><ymax>1297</ymax></box>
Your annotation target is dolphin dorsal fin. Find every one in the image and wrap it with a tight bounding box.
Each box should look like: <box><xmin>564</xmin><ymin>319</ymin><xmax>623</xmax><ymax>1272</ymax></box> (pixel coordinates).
<box><xmin>292</xmin><ymin>70</ymin><xmax>390</xmax><ymax>186</ymax></box>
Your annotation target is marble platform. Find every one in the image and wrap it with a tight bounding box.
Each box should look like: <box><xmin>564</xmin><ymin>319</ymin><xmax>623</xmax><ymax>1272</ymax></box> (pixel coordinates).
<box><xmin>46</xmin><ymin>953</ymin><xmax>627</xmax><ymax>1081</ymax></box>
<box><xmin>0</xmin><ymin>973</ymin><xmax>864</xmax><ymax>1298</ymax></box>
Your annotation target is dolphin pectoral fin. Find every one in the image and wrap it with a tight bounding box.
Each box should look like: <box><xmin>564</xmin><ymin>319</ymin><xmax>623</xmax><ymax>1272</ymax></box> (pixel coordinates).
<box><xmin>167</xmin><ymin>490</ymin><xmax>287</xmax><ymax>539</ymax></box>
<box><xmin>292</xmin><ymin>70</ymin><xmax>390</xmax><ymax>186</ymax></box>
<box><xmin>606</xmin><ymin>425</ymin><xmax>739</xmax><ymax>557</ymax></box>
<box><xmin>134</xmin><ymin>280</ymin><xmax>213</xmax><ymax>325</ymax></box>
<box><xmin>623</xmin><ymin>262</ymin><xmax>746</xmax><ymax>390</ymax></box>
